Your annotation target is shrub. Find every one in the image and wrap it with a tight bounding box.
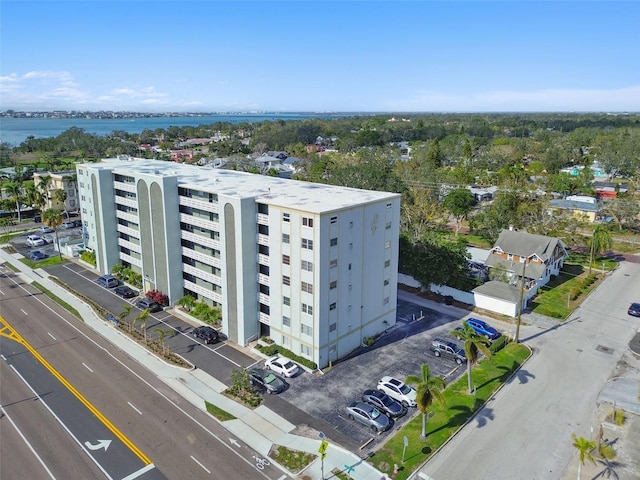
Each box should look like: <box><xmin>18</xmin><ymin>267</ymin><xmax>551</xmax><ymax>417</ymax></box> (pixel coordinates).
<box><xmin>489</xmin><ymin>335</ymin><xmax>509</xmax><ymax>354</ymax></box>
<box><xmin>80</xmin><ymin>249</ymin><xmax>96</xmax><ymax>266</ymax></box>
<box><xmin>255</xmin><ymin>344</ymin><xmax>317</xmax><ymax>370</ymax></box>
<box><xmin>146</xmin><ymin>289</ymin><xmax>169</xmax><ymax>306</ymax></box>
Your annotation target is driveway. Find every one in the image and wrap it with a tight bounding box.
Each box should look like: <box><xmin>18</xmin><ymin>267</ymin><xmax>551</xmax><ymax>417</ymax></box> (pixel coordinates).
<box><xmin>417</xmin><ymin>259</ymin><xmax>640</xmax><ymax>480</ymax></box>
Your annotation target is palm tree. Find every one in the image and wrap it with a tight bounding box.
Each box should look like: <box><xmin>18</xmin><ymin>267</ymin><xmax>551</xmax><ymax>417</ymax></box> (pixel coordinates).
<box><xmin>119</xmin><ymin>304</ymin><xmax>133</xmax><ymax>332</ymax></box>
<box><xmin>41</xmin><ymin>208</ymin><xmax>63</xmax><ymax>259</ymax></box>
<box><xmin>451</xmin><ymin>324</ymin><xmax>492</xmax><ymax>394</ymax></box>
<box><xmin>153</xmin><ymin>327</ymin><xmax>174</xmax><ymax>355</ymax></box>
<box><xmin>25</xmin><ymin>183</ymin><xmax>45</xmax><ymax>211</ymax></box>
<box><xmin>177</xmin><ymin>294</ymin><xmax>196</xmax><ymax>312</ymax></box>
<box><xmin>405</xmin><ymin>364</ymin><xmax>446</xmax><ymax>438</ymax></box>
<box><xmin>571</xmin><ymin>433</ymin><xmax>596</xmax><ymax>480</ymax></box>
<box><xmin>134</xmin><ymin>309</ymin><xmax>151</xmax><ymax>343</ymax></box>
<box><xmin>53</xmin><ymin>189</ymin><xmax>68</xmax><ymax>218</ymax></box>
<box><xmin>37</xmin><ymin>174</ymin><xmax>52</xmax><ymax>204</ymax></box>
<box><xmin>588</xmin><ymin>225</ymin><xmax>612</xmax><ymax>274</ymax></box>
<box><xmin>2</xmin><ymin>181</ymin><xmax>24</xmax><ymax>222</ymax></box>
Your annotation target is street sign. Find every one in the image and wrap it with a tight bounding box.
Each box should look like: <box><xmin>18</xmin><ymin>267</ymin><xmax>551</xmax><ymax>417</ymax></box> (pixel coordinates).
<box><xmin>318</xmin><ymin>440</ymin><xmax>328</xmax><ymax>455</ymax></box>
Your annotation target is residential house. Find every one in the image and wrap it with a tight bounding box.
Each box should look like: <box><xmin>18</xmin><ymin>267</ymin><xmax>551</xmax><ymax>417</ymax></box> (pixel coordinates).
<box><xmin>33</xmin><ymin>171</ymin><xmax>79</xmax><ymax>215</ymax></box>
<box><xmin>548</xmin><ymin>195</ymin><xmax>604</xmax><ymax>222</ymax></box>
<box><xmin>473</xmin><ymin>229</ymin><xmax>568</xmax><ymax>317</ymax></box>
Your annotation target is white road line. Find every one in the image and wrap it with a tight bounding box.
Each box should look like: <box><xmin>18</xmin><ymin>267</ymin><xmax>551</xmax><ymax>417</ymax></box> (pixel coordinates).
<box><xmin>190</xmin><ymin>455</ymin><xmax>211</xmax><ymax>474</ymax></box>
<box><xmin>0</xmin><ymin>404</ymin><xmax>58</xmax><ymax>479</ymax></box>
<box><xmin>82</xmin><ymin>362</ymin><xmax>93</xmax><ymax>373</ymax></box>
<box><xmin>127</xmin><ymin>401</ymin><xmax>143</xmax><ymax>415</ymax></box>
<box><xmin>21</xmin><ymin>308</ymin><xmax>28</xmax><ymax>316</ymax></box>
<box><xmin>48</xmin><ymin>332</ymin><xmax>57</xmax><ymax>340</ymax></box>
<box><xmin>3</xmin><ymin>270</ymin><xmax>271</xmax><ymax>478</ymax></box>
<box><xmin>121</xmin><ymin>463</ymin><xmax>156</xmax><ymax>480</ymax></box>
<box><xmin>0</xmin><ymin>288</ymin><xmax>5</xmax><ymax>295</ymax></box>
<box><xmin>1</xmin><ymin>354</ymin><xmax>6</xmax><ymax>360</ymax></box>
<box><xmin>8</xmin><ymin>364</ymin><xmax>114</xmax><ymax>480</ymax></box>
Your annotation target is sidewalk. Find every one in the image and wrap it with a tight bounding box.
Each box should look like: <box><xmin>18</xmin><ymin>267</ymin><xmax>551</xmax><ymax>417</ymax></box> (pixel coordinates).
<box><xmin>0</xmin><ymin>248</ymin><xmax>386</xmax><ymax>480</ymax></box>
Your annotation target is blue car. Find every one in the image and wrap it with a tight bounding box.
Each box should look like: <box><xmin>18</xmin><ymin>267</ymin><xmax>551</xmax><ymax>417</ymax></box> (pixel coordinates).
<box><xmin>29</xmin><ymin>250</ymin><xmax>48</xmax><ymax>261</ymax></box>
<box><xmin>628</xmin><ymin>303</ymin><xmax>640</xmax><ymax>318</ymax></box>
<box><xmin>465</xmin><ymin>318</ymin><xmax>501</xmax><ymax>340</ymax></box>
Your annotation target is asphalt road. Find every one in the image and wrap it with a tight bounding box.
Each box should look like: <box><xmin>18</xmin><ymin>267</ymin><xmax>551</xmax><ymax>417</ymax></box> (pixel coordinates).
<box><xmin>418</xmin><ymin>258</ymin><xmax>640</xmax><ymax>480</ymax></box>
<box><xmin>0</xmin><ymin>266</ymin><xmax>287</xmax><ymax>480</ymax></box>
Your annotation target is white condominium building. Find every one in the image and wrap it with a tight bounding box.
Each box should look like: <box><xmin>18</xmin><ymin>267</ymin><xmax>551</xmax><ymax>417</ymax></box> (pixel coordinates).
<box><xmin>77</xmin><ymin>157</ymin><xmax>400</xmax><ymax>368</ymax></box>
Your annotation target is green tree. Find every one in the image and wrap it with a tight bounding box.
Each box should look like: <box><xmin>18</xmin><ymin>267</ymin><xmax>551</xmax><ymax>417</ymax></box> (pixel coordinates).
<box><xmin>177</xmin><ymin>294</ymin><xmax>196</xmax><ymax>312</ymax></box>
<box><xmin>405</xmin><ymin>364</ymin><xmax>446</xmax><ymax>438</ymax></box>
<box><xmin>134</xmin><ymin>309</ymin><xmax>151</xmax><ymax>343</ymax></box>
<box><xmin>588</xmin><ymin>225</ymin><xmax>612</xmax><ymax>274</ymax></box>
<box><xmin>571</xmin><ymin>433</ymin><xmax>596</xmax><ymax>480</ymax></box>
<box><xmin>451</xmin><ymin>324</ymin><xmax>492</xmax><ymax>394</ymax></box>
<box><xmin>443</xmin><ymin>188</ymin><xmax>475</xmax><ymax>235</ymax></box>
<box><xmin>41</xmin><ymin>208</ymin><xmax>63</xmax><ymax>260</ymax></box>
<box><xmin>603</xmin><ymin>198</ymin><xmax>640</xmax><ymax>231</ymax></box>
<box><xmin>153</xmin><ymin>327</ymin><xmax>174</xmax><ymax>355</ymax></box>
<box><xmin>53</xmin><ymin>189</ymin><xmax>68</xmax><ymax>218</ymax></box>
<box><xmin>25</xmin><ymin>183</ymin><xmax>46</xmax><ymax>211</ymax></box>
<box><xmin>119</xmin><ymin>304</ymin><xmax>133</xmax><ymax>332</ymax></box>
<box><xmin>2</xmin><ymin>181</ymin><xmax>24</xmax><ymax>222</ymax></box>
<box><xmin>37</xmin><ymin>174</ymin><xmax>52</xmax><ymax>200</ymax></box>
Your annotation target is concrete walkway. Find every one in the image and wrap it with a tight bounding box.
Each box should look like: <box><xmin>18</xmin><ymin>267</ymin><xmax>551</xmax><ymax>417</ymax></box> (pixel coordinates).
<box><xmin>0</xmin><ymin>248</ymin><xmax>386</xmax><ymax>480</ymax></box>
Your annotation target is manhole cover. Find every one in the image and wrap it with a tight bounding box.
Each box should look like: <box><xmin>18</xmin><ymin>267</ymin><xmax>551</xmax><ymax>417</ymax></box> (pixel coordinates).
<box><xmin>596</xmin><ymin>345</ymin><xmax>614</xmax><ymax>354</ymax></box>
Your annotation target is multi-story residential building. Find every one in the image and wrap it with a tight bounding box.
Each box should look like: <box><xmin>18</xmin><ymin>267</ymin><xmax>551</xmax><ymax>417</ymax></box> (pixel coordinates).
<box><xmin>33</xmin><ymin>171</ymin><xmax>79</xmax><ymax>214</ymax></box>
<box><xmin>77</xmin><ymin>157</ymin><xmax>401</xmax><ymax>368</ymax></box>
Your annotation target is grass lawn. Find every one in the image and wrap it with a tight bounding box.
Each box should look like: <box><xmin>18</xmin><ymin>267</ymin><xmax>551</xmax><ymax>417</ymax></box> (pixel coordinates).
<box><xmin>204</xmin><ymin>400</ymin><xmax>236</xmax><ymax>421</ymax></box>
<box><xmin>530</xmin><ymin>260</ymin><xmax>608</xmax><ymax>319</ymax></box>
<box><xmin>20</xmin><ymin>255</ymin><xmax>66</xmax><ymax>269</ymax></box>
<box><xmin>370</xmin><ymin>343</ymin><xmax>530</xmax><ymax>479</ymax></box>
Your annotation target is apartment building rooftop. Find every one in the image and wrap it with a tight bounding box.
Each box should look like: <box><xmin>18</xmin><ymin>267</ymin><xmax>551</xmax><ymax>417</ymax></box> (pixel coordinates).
<box><xmin>96</xmin><ymin>157</ymin><xmax>396</xmax><ymax>213</ymax></box>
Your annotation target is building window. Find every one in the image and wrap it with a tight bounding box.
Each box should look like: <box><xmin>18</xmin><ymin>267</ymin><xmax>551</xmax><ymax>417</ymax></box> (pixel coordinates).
<box><xmin>283</xmin><ymin>296</ymin><xmax>290</xmax><ymax>306</ymax></box>
<box><xmin>301</xmin><ymin>344</ymin><xmax>311</xmax><ymax>356</ymax></box>
<box><xmin>329</xmin><ymin>322</ymin><xmax>337</xmax><ymax>331</ymax></box>
<box><xmin>283</xmin><ymin>212</ymin><xmax>290</xmax><ymax>222</ymax></box>
<box><xmin>301</xmin><ymin>282</ymin><xmax>313</xmax><ymax>294</ymax></box>
<box><xmin>283</xmin><ymin>275</ymin><xmax>290</xmax><ymax>286</ymax></box>
<box><xmin>386</xmin><ymin>222</ymin><xmax>392</xmax><ymax>230</ymax></box>
<box><xmin>282</xmin><ymin>335</ymin><xmax>290</xmax><ymax>346</ymax></box>
<box><xmin>384</xmin><ymin>279</ymin><xmax>389</xmax><ymax>286</ymax></box>
<box><xmin>386</xmin><ymin>202</ymin><xmax>392</xmax><ymax>209</ymax></box>
<box><xmin>384</xmin><ymin>241</ymin><xmax>391</xmax><ymax>248</ymax></box>
<box><xmin>301</xmin><ymin>324</ymin><xmax>313</xmax><ymax>336</ymax></box>
<box><xmin>330</xmin><ymin>280</ymin><xmax>337</xmax><ymax>289</ymax></box>
<box><xmin>330</xmin><ymin>237</ymin><xmax>338</xmax><ymax>247</ymax></box>
<box><xmin>302</xmin><ymin>217</ymin><xmax>314</xmax><ymax>227</ymax></box>
<box><xmin>302</xmin><ymin>303</ymin><xmax>313</xmax><ymax>315</ymax></box>
<box><xmin>384</xmin><ymin>260</ymin><xmax>390</xmax><ymax>268</ymax></box>
<box><xmin>302</xmin><ymin>238</ymin><xmax>313</xmax><ymax>250</ymax></box>
<box><xmin>282</xmin><ymin>233</ymin><xmax>290</xmax><ymax>244</ymax></box>
<box><xmin>329</xmin><ymin>259</ymin><xmax>337</xmax><ymax>268</ymax></box>
<box><xmin>301</xmin><ymin>260</ymin><xmax>313</xmax><ymax>272</ymax></box>
<box><xmin>330</xmin><ymin>216</ymin><xmax>337</xmax><ymax>224</ymax></box>
<box><xmin>348</xmin><ymin>263</ymin><xmax>352</xmax><ymax>271</ymax></box>
<box><xmin>329</xmin><ymin>303</ymin><xmax>336</xmax><ymax>311</ymax></box>
<box><xmin>282</xmin><ymin>254</ymin><xmax>290</xmax><ymax>265</ymax></box>
<box><xmin>383</xmin><ymin>297</ymin><xmax>390</xmax><ymax>305</ymax></box>
<box><xmin>283</xmin><ymin>316</ymin><xmax>290</xmax><ymax>326</ymax></box>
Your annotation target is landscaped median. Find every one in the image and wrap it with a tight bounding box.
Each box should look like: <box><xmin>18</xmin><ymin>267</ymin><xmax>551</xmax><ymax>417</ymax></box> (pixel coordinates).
<box><xmin>369</xmin><ymin>342</ymin><xmax>531</xmax><ymax>479</ymax></box>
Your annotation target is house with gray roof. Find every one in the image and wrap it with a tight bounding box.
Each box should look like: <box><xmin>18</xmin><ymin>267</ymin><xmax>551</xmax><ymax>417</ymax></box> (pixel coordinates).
<box><xmin>473</xmin><ymin>229</ymin><xmax>568</xmax><ymax>317</ymax></box>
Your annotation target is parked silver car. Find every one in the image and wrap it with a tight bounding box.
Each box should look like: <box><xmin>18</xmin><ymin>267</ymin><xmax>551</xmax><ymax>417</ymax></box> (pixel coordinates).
<box><xmin>432</xmin><ymin>338</ymin><xmax>467</xmax><ymax>364</ymax></box>
<box><xmin>345</xmin><ymin>401</ymin><xmax>391</xmax><ymax>433</ymax></box>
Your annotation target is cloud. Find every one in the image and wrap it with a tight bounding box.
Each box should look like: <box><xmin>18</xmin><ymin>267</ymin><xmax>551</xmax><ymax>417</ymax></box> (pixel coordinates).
<box><xmin>387</xmin><ymin>86</ymin><xmax>640</xmax><ymax>112</ymax></box>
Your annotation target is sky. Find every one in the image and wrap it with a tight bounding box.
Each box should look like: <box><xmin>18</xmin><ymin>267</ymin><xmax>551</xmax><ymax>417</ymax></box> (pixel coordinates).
<box><xmin>1</xmin><ymin>1</ymin><xmax>639</xmax><ymax>113</ymax></box>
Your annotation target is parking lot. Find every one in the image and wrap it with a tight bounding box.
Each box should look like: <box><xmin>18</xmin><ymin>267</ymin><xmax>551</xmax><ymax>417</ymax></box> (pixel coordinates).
<box><xmin>275</xmin><ymin>299</ymin><xmax>473</xmax><ymax>449</ymax></box>
<box><xmin>14</xmin><ymin>221</ymin><xmax>84</xmax><ymax>260</ymax></box>
<box><xmin>34</xmin><ymin>249</ymin><xmax>489</xmax><ymax>453</ymax></box>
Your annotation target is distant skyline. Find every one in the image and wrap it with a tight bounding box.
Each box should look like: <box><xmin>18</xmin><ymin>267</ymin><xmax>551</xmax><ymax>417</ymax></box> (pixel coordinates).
<box><xmin>1</xmin><ymin>1</ymin><xmax>639</xmax><ymax>113</ymax></box>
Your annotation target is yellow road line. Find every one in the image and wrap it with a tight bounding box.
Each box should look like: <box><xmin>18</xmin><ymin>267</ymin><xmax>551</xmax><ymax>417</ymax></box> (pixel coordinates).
<box><xmin>0</xmin><ymin>315</ymin><xmax>152</xmax><ymax>465</ymax></box>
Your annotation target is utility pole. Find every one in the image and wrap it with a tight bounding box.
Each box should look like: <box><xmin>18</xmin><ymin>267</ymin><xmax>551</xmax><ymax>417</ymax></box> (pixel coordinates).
<box><xmin>515</xmin><ymin>260</ymin><xmax>527</xmax><ymax>343</ymax></box>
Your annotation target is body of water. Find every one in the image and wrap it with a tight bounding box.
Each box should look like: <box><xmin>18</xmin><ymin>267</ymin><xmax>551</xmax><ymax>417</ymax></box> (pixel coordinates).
<box><xmin>0</xmin><ymin>113</ymin><xmax>352</xmax><ymax>146</ymax></box>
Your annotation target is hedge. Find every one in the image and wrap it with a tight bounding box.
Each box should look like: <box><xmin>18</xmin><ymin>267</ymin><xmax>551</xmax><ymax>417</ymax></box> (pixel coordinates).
<box><xmin>255</xmin><ymin>344</ymin><xmax>318</xmax><ymax>370</ymax></box>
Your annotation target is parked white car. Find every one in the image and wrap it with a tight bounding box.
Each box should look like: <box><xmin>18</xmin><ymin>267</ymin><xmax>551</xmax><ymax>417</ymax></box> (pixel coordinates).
<box><xmin>264</xmin><ymin>356</ymin><xmax>299</xmax><ymax>378</ymax></box>
<box><xmin>377</xmin><ymin>376</ymin><xmax>417</xmax><ymax>407</ymax></box>
<box><xmin>27</xmin><ymin>235</ymin><xmax>45</xmax><ymax>247</ymax></box>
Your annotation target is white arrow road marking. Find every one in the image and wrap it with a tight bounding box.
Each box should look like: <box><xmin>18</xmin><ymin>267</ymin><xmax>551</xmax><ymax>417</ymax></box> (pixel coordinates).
<box><xmin>84</xmin><ymin>439</ymin><xmax>112</xmax><ymax>451</ymax></box>
<box><xmin>229</xmin><ymin>438</ymin><xmax>240</xmax><ymax>447</ymax></box>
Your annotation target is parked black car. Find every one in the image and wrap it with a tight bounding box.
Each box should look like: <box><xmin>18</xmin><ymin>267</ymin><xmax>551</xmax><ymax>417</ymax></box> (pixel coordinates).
<box><xmin>135</xmin><ymin>298</ymin><xmax>162</xmax><ymax>313</ymax></box>
<box><xmin>628</xmin><ymin>303</ymin><xmax>640</xmax><ymax>317</ymax></box>
<box><xmin>362</xmin><ymin>389</ymin><xmax>407</xmax><ymax>418</ymax></box>
<box><xmin>193</xmin><ymin>326</ymin><xmax>219</xmax><ymax>344</ymax></box>
<box><xmin>115</xmin><ymin>285</ymin><xmax>138</xmax><ymax>298</ymax></box>
<box><xmin>248</xmin><ymin>368</ymin><xmax>287</xmax><ymax>394</ymax></box>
